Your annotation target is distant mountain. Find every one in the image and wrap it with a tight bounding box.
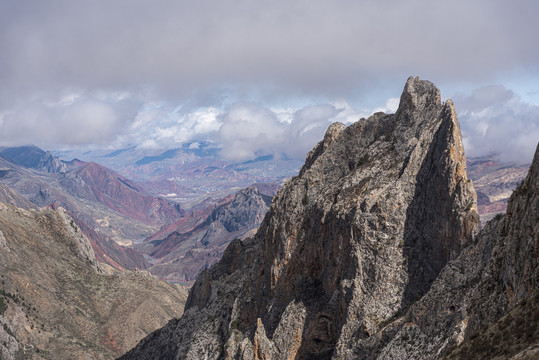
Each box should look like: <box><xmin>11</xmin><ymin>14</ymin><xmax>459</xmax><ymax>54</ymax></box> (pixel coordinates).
<box><xmin>0</xmin><ymin>145</ymin><xmax>68</xmax><ymax>173</ymax></box>
<box><xmin>65</xmin><ymin>161</ymin><xmax>184</xmax><ymax>226</ymax></box>
<box><xmin>0</xmin><ymin>145</ymin><xmax>46</xmax><ymax>168</ymax></box>
<box><xmin>0</xmin><ymin>148</ymin><xmax>184</xmax><ymax>271</ymax></box>
<box><xmin>135</xmin><ymin>149</ymin><xmax>180</xmax><ymax>165</ymax></box>
<box><xmin>0</xmin><ymin>202</ymin><xmax>187</xmax><ymax>359</ymax></box>
<box><xmin>102</xmin><ymin>145</ymin><xmax>137</xmax><ymax>158</ymax></box>
<box><xmin>137</xmin><ymin>186</ymin><xmax>274</xmax><ymax>284</ymax></box>
<box><xmin>54</xmin><ymin>142</ymin><xmax>302</xmax><ymax>204</ymax></box>
<box><xmin>466</xmin><ymin>157</ymin><xmax>530</xmax><ymax>224</ymax></box>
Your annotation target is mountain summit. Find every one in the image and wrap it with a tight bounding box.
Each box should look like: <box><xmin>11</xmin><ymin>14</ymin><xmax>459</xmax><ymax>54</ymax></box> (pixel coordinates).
<box><xmin>120</xmin><ymin>77</ymin><xmax>537</xmax><ymax>359</ymax></box>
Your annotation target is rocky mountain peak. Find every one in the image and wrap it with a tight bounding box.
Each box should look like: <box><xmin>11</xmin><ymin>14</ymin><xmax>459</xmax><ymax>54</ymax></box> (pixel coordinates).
<box><xmin>37</xmin><ymin>151</ymin><xmax>69</xmax><ymax>173</ymax></box>
<box><xmin>119</xmin><ymin>78</ymin><xmax>498</xmax><ymax>360</ymax></box>
<box><xmin>397</xmin><ymin>76</ymin><xmax>441</xmax><ymax>112</ymax></box>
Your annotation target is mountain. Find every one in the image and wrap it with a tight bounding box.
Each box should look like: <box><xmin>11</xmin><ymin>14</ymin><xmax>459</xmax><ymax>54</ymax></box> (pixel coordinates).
<box><xmin>120</xmin><ymin>77</ymin><xmax>537</xmax><ymax>359</ymax></box>
<box><xmin>0</xmin><ymin>183</ymin><xmax>36</xmax><ymax>210</ymax></box>
<box><xmin>137</xmin><ymin>186</ymin><xmax>274</xmax><ymax>284</ymax></box>
<box><xmin>0</xmin><ymin>151</ymin><xmax>181</xmax><ymax>270</ymax></box>
<box><xmin>54</xmin><ymin>142</ymin><xmax>302</xmax><ymax>205</ymax></box>
<box><xmin>64</xmin><ymin>161</ymin><xmax>184</xmax><ymax>226</ymax></box>
<box><xmin>0</xmin><ymin>145</ymin><xmax>68</xmax><ymax>173</ymax></box>
<box><xmin>0</xmin><ymin>203</ymin><xmax>188</xmax><ymax>360</ymax></box>
<box><xmin>466</xmin><ymin>157</ymin><xmax>530</xmax><ymax>224</ymax></box>
<box><xmin>379</xmin><ymin>143</ymin><xmax>539</xmax><ymax>359</ymax></box>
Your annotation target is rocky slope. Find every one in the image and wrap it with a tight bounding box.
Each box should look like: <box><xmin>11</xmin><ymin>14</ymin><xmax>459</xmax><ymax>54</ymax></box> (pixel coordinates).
<box><xmin>138</xmin><ymin>186</ymin><xmax>273</xmax><ymax>284</ymax></box>
<box><xmin>121</xmin><ymin>77</ymin><xmax>524</xmax><ymax>359</ymax></box>
<box><xmin>370</xmin><ymin>141</ymin><xmax>538</xmax><ymax>359</ymax></box>
<box><xmin>0</xmin><ymin>183</ymin><xmax>36</xmax><ymax>210</ymax></box>
<box><xmin>0</xmin><ymin>202</ymin><xmax>188</xmax><ymax>360</ymax></box>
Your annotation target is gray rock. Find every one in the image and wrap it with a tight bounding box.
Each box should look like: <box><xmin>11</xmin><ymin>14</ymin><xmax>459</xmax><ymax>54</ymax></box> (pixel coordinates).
<box><xmin>120</xmin><ymin>77</ymin><xmax>536</xmax><ymax>360</ymax></box>
<box><xmin>37</xmin><ymin>151</ymin><xmax>69</xmax><ymax>173</ymax></box>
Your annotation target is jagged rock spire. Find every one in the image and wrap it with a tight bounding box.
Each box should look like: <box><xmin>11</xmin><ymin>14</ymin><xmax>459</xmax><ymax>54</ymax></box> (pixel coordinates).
<box><xmin>121</xmin><ymin>77</ymin><xmax>486</xmax><ymax>360</ymax></box>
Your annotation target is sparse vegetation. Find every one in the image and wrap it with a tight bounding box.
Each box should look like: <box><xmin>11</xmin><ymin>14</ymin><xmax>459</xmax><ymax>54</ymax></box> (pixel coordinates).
<box><xmin>513</xmin><ymin>179</ymin><xmax>528</xmax><ymax>196</ymax></box>
<box><xmin>441</xmin><ymin>292</ymin><xmax>539</xmax><ymax>360</ymax></box>
<box><xmin>0</xmin><ymin>297</ymin><xmax>6</xmax><ymax>315</ymax></box>
<box><xmin>357</xmin><ymin>154</ymin><xmax>369</xmax><ymax>167</ymax></box>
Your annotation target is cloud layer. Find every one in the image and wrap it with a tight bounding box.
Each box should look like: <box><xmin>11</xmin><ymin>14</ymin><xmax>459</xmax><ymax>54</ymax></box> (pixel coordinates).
<box><xmin>0</xmin><ymin>1</ymin><xmax>538</xmax><ymax>162</ymax></box>
<box><xmin>1</xmin><ymin>1</ymin><xmax>538</xmax><ymax>102</ymax></box>
<box><xmin>454</xmin><ymin>86</ymin><xmax>539</xmax><ymax>163</ymax></box>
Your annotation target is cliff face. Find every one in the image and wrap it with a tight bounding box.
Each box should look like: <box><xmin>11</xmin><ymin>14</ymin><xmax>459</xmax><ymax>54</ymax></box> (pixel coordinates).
<box><xmin>380</xmin><ymin>143</ymin><xmax>539</xmax><ymax>360</ymax></box>
<box><xmin>120</xmin><ymin>77</ymin><xmax>536</xmax><ymax>360</ymax></box>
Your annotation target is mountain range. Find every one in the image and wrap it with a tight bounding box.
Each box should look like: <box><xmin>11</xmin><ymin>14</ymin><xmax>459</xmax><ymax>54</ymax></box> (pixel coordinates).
<box><xmin>54</xmin><ymin>142</ymin><xmax>303</xmax><ymax>206</ymax></box>
<box><xmin>0</xmin><ymin>77</ymin><xmax>535</xmax><ymax>359</ymax></box>
<box><xmin>138</xmin><ymin>184</ymin><xmax>277</xmax><ymax>284</ymax></box>
<box><xmin>0</xmin><ymin>147</ymin><xmax>184</xmax><ymax>271</ymax></box>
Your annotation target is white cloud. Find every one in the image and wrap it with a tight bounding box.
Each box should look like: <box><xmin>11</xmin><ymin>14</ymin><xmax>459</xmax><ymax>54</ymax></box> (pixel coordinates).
<box><xmin>0</xmin><ymin>1</ymin><xmax>538</xmax><ymax>163</ymax></box>
<box><xmin>216</xmin><ymin>99</ymin><xmax>401</xmax><ymax>161</ymax></box>
<box><xmin>454</xmin><ymin>86</ymin><xmax>539</xmax><ymax>163</ymax></box>
<box><xmin>0</xmin><ymin>93</ymin><xmax>138</xmax><ymax>147</ymax></box>
<box><xmin>218</xmin><ymin>104</ymin><xmax>286</xmax><ymax>161</ymax></box>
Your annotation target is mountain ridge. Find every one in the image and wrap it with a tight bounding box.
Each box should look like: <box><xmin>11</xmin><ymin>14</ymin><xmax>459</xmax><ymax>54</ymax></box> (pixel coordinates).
<box><xmin>136</xmin><ymin>186</ymin><xmax>274</xmax><ymax>284</ymax></box>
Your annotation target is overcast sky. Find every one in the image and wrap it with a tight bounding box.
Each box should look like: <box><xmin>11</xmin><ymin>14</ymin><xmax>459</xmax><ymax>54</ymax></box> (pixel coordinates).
<box><xmin>0</xmin><ymin>0</ymin><xmax>537</xmax><ymax>162</ymax></box>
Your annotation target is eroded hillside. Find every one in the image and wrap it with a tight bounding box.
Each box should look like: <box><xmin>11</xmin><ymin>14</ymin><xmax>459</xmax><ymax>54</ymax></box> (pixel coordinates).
<box><xmin>0</xmin><ymin>203</ymin><xmax>187</xmax><ymax>360</ymax></box>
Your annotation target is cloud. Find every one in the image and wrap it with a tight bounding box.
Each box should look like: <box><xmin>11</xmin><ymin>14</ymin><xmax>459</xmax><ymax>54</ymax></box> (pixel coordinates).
<box><xmin>218</xmin><ymin>104</ymin><xmax>286</xmax><ymax>161</ymax></box>
<box><xmin>0</xmin><ymin>0</ymin><xmax>538</xmax><ymax>108</ymax></box>
<box><xmin>216</xmin><ymin>100</ymin><xmax>396</xmax><ymax>161</ymax></box>
<box><xmin>0</xmin><ymin>1</ymin><xmax>537</xmax><ymax>160</ymax></box>
<box><xmin>0</xmin><ymin>93</ymin><xmax>139</xmax><ymax>147</ymax></box>
<box><xmin>126</xmin><ymin>106</ymin><xmax>222</xmax><ymax>149</ymax></box>
<box><xmin>454</xmin><ymin>85</ymin><xmax>539</xmax><ymax>163</ymax></box>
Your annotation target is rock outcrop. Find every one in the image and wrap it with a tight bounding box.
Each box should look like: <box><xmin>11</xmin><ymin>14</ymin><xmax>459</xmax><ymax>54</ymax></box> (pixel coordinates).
<box><xmin>0</xmin><ymin>146</ymin><xmax>68</xmax><ymax>173</ymax></box>
<box><xmin>120</xmin><ymin>77</ymin><xmax>537</xmax><ymax>360</ymax></box>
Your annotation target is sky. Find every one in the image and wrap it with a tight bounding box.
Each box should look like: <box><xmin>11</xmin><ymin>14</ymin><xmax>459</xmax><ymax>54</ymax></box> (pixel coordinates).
<box><xmin>0</xmin><ymin>0</ymin><xmax>538</xmax><ymax>163</ymax></box>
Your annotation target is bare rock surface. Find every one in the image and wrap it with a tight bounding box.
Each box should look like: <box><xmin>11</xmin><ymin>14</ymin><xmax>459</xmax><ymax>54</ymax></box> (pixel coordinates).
<box><xmin>120</xmin><ymin>77</ymin><xmax>537</xmax><ymax>360</ymax></box>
